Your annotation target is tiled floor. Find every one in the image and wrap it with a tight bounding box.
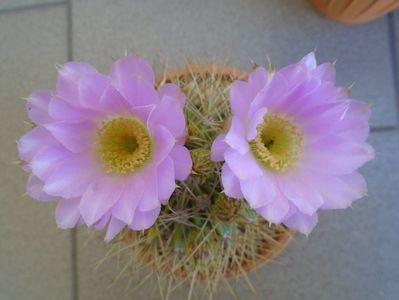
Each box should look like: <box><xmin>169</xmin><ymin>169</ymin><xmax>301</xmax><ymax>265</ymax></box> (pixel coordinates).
<box><xmin>0</xmin><ymin>1</ymin><xmax>398</xmax><ymax>299</ymax></box>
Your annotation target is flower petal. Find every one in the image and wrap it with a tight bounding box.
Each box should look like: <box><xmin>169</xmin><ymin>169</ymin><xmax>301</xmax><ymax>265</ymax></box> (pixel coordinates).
<box><xmin>110</xmin><ymin>53</ymin><xmax>155</xmax><ymax>86</ymax></box>
<box><xmin>130</xmin><ymin>207</ymin><xmax>161</xmax><ymax>231</ymax></box>
<box><xmin>283</xmin><ymin>211</ymin><xmax>318</xmax><ymax>235</ymax></box>
<box><xmin>48</xmin><ymin>97</ymin><xmax>101</xmax><ymax>121</ymax></box>
<box><xmin>225</xmin><ymin>116</ymin><xmax>249</xmax><ymax>154</ymax></box>
<box><xmin>18</xmin><ymin>126</ymin><xmax>57</xmax><ymax>162</ymax></box>
<box><xmin>256</xmin><ymin>190</ymin><xmax>290</xmax><ymax>224</ymax></box>
<box><xmin>112</xmin><ymin>177</ymin><xmax>144</xmax><ymax>224</ymax></box>
<box><xmin>313</xmin><ymin>63</ymin><xmax>336</xmax><ymax>83</ymax></box>
<box><xmin>95</xmin><ymin>212</ymin><xmax>111</xmax><ymax>230</ymax></box>
<box><xmin>104</xmin><ymin>217</ymin><xmax>126</xmax><ymax>242</ymax></box>
<box><xmin>299</xmin><ymin>52</ymin><xmax>317</xmax><ymax>70</ymax></box>
<box><xmin>55</xmin><ymin>198</ymin><xmax>81</xmax><ymax>229</ymax></box>
<box><xmin>31</xmin><ymin>144</ymin><xmax>69</xmax><ymax>181</ymax></box>
<box><xmin>169</xmin><ymin>145</ymin><xmax>192</xmax><ymax>180</ymax></box>
<box><xmin>210</xmin><ymin>133</ymin><xmax>228</xmax><ymax>162</ymax></box>
<box><xmin>79</xmin><ymin>177</ymin><xmax>124</xmax><ymax>226</ymax></box>
<box><xmin>157</xmin><ymin>157</ymin><xmax>176</xmax><ymax>203</ymax></box>
<box><xmin>43</xmin><ymin>154</ymin><xmax>100</xmax><ymax>199</ymax></box>
<box><xmin>318</xmin><ymin>172</ymin><xmax>367</xmax><ymax>209</ymax></box>
<box><xmin>247</xmin><ymin>107</ymin><xmax>267</xmax><ymax>141</ymax></box>
<box><xmin>56</xmin><ymin>62</ymin><xmax>98</xmax><ymax>104</ymax></box>
<box><xmin>152</xmin><ymin>125</ymin><xmax>175</xmax><ymax>165</ymax></box>
<box><xmin>221</xmin><ymin>164</ymin><xmax>243</xmax><ymax>198</ymax></box>
<box><xmin>78</xmin><ymin>73</ymin><xmax>131</xmax><ymax>114</ymax></box>
<box><xmin>149</xmin><ymin>96</ymin><xmax>186</xmax><ymax>138</ymax></box>
<box><xmin>158</xmin><ymin>83</ymin><xmax>185</xmax><ymax>107</ymax></box>
<box><xmin>278</xmin><ymin>174</ymin><xmax>323</xmax><ymax>215</ymax></box>
<box><xmin>225</xmin><ymin>148</ymin><xmax>263</xmax><ymax>180</ymax></box>
<box><xmin>26</xmin><ymin>90</ymin><xmax>53</xmax><ymax>125</ymax></box>
<box><xmin>110</xmin><ymin>54</ymin><xmax>158</xmax><ymax>107</ymax></box>
<box><xmin>229</xmin><ymin>80</ymin><xmax>253</xmax><ymax>121</ymax></box>
<box><xmin>240</xmin><ymin>173</ymin><xmax>276</xmax><ymax>209</ymax></box>
<box><xmin>27</xmin><ymin>174</ymin><xmax>54</xmax><ymax>202</ymax></box>
<box><xmin>44</xmin><ymin>121</ymin><xmax>96</xmax><ymax>153</ymax></box>
<box><xmin>137</xmin><ymin>167</ymin><xmax>159</xmax><ymax>212</ymax></box>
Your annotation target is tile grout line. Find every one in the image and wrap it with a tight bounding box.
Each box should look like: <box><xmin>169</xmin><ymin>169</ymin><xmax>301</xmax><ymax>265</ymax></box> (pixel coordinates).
<box><xmin>370</xmin><ymin>125</ymin><xmax>397</xmax><ymax>133</ymax></box>
<box><xmin>387</xmin><ymin>13</ymin><xmax>399</xmax><ymax>130</ymax></box>
<box><xmin>0</xmin><ymin>0</ymin><xmax>67</xmax><ymax>15</ymax></box>
<box><xmin>66</xmin><ymin>0</ymin><xmax>78</xmax><ymax>300</ymax></box>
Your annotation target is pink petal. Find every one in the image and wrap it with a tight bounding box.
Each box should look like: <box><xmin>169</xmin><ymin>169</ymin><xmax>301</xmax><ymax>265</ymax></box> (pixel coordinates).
<box><xmin>27</xmin><ymin>174</ymin><xmax>53</xmax><ymax>202</ymax></box>
<box><xmin>224</xmin><ymin>148</ymin><xmax>263</xmax><ymax>180</ymax></box>
<box><xmin>157</xmin><ymin>157</ymin><xmax>175</xmax><ymax>203</ymax></box>
<box><xmin>78</xmin><ymin>73</ymin><xmax>131</xmax><ymax>115</ymax></box>
<box><xmin>256</xmin><ymin>190</ymin><xmax>290</xmax><ymax>224</ymax></box>
<box><xmin>313</xmin><ymin>63</ymin><xmax>336</xmax><ymax>83</ymax></box>
<box><xmin>299</xmin><ymin>52</ymin><xmax>317</xmax><ymax>70</ymax></box>
<box><xmin>44</xmin><ymin>121</ymin><xmax>96</xmax><ymax>153</ymax></box>
<box><xmin>79</xmin><ymin>177</ymin><xmax>124</xmax><ymax>226</ymax></box>
<box><xmin>31</xmin><ymin>144</ymin><xmax>69</xmax><ymax>181</ymax></box>
<box><xmin>99</xmin><ymin>83</ymin><xmax>131</xmax><ymax>114</ymax></box>
<box><xmin>152</xmin><ymin>125</ymin><xmax>175</xmax><ymax>165</ymax></box>
<box><xmin>283</xmin><ymin>211</ymin><xmax>318</xmax><ymax>235</ymax></box>
<box><xmin>55</xmin><ymin>198</ymin><xmax>81</xmax><ymax>229</ymax></box>
<box><xmin>247</xmin><ymin>107</ymin><xmax>267</xmax><ymax>141</ymax></box>
<box><xmin>110</xmin><ymin>53</ymin><xmax>155</xmax><ymax>86</ymax></box>
<box><xmin>131</xmin><ymin>104</ymin><xmax>155</xmax><ymax>124</ymax></box>
<box><xmin>110</xmin><ymin>54</ymin><xmax>158</xmax><ymax>107</ymax></box>
<box><xmin>95</xmin><ymin>211</ymin><xmax>111</xmax><ymax>230</ymax></box>
<box><xmin>149</xmin><ymin>96</ymin><xmax>186</xmax><ymax>138</ymax></box>
<box><xmin>112</xmin><ymin>177</ymin><xmax>144</xmax><ymax>224</ymax></box>
<box><xmin>225</xmin><ymin>116</ymin><xmax>249</xmax><ymax>154</ymax></box>
<box><xmin>26</xmin><ymin>90</ymin><xmax>53</xmax><ymax>125</ymax></box>
<box><xmin>277</xmin><ymin>174</ymin><xmax>323</xmax><ymax>215</ymax></box>
<box><xmin>240</xmin><ymin>173</ymin><xmax>277</xmax><ymax>209</ymax></box>
<box><xmin>18</xmin><ymin>126</ymin><xmax>57</xmax><ymax>162</ymax></box>
<box><xmin>158</xmin><ymin>83</ymin><xmax>185</xmax><ymax>107</ymax></box>
<box><xmin>56</xmin><ymin>62</ymin><xmax>98</xmax><ymax>104</ymax></box>
<box><xmin>302</xmin><ymin>136</ymin><xmax>374</xmax><ymax>175</ymax></box>
<box><xmin>334</xmin><ymin>100</ymin><xmax>371</xmax><ymax>142</ymax></box>
<box><xmin>248</xmin><ymin>67</ymin><xmax>268</xmax><ymax>93</ymax></box>
<box><xmin>43</xmin><ymin>154</ymin><xmax>100</xmax><ymax>199</ymax></box>
<box><xmin>169</xmin><ymin>145</ymin><xmax>192</xmax><ymax>180</ymax></box>
<box><xmin>137</xmin><ymin>167</ymin><xmax>159</xmax><ymax>211</ymax></box>
<box><xmin>229</xmin><ymin>80</ymin><xmax>253</xmax><ymax>121</ymax></box>
<box><xmin>130</xmin><ymin>207</ymin><xmax>161</xmax><ymax>231</ymax></box>
<box><xmin>48</xmin><ymin>97</ymin><xmax>101</xmax><ymax>121</ymax></box>
<box><xmin>104</xmin><ymin>217</ymin><xmax>125</xmax><ymax>242</ymax></box>
<box><xmin>221</xmin><ymin>164</ymin><xmax>243</xmax><ymax>199</ymax></box>
<box><xmin>318</xmin><ymin>172</ymin><xmax>367</xmax><ymax>209</ymax></box>
<box><xmin>210</xmin><ymin>133</ymin><xmax>228</xmax><ymax>162</ymax></box>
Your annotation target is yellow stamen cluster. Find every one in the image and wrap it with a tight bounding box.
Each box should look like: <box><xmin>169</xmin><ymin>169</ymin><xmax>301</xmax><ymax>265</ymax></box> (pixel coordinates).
<box><xmin>250</xmin><ymin>114</ymin><xmax>302</xmax><ymax>172</ymax></box>
<box><xmin>96</xmin><ymin>117</ymin><xmax>153</xmax><ymax>174</ymax></box>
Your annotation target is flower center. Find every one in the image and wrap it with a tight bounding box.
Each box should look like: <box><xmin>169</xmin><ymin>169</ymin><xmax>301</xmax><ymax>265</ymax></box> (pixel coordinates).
<box><xmin>96</xmin><ymin>117</ymin><xmax>153</xmax><ymax>174</ymax></box>
<box><xmin>249</xmin><ymin>114</ymin><xmax>302</xmax><ymax>172</ymax></box>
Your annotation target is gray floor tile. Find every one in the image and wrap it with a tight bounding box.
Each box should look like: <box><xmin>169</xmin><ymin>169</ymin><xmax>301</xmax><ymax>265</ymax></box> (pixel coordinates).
<box><xmin>0</xmin><ymin>6</ymin><xmax>71</xmax><ymax>300</ymax></box>
<box><xmin>76</xmin><ymin>131</ymin><xmax>398</xmax><ymax>300</ymax></box>
<box><xmin>72</xmin><ymin>0</ymin><xmax>397</xmax><ymax>128</ymax></box>
<box><xmin>0</xmin><ymin>0</ymin><xmax>64</xmax><ymax>11</ymax></box>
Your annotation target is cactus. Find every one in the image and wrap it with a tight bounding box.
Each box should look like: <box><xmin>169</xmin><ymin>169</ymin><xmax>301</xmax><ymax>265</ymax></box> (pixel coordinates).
<box><xmin>103</xmin><ymin>64</ymin><xmax>292</xmax><ymax>300</ymax></box>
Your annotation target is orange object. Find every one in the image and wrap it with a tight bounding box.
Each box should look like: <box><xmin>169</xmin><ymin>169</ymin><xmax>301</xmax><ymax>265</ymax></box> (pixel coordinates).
<box><xmin>308</xmin><ymin>0</ymin><xmax>399</xmax><ymax>23</ymax></box>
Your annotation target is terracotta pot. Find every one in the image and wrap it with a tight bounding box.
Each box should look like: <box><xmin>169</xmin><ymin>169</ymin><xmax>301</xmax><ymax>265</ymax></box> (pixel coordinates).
<box><xmin>154</xmin><ymin>64</ymin><xmax>294</xmax><ymax>279</ymax></box>
<box><xmin>308</xmin><ymin>0</ymin><xmax>399</xmax><ymax>23</ymax></box>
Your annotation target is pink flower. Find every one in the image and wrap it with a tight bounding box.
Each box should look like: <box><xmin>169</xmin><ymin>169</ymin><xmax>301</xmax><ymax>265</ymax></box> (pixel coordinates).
<box><xmin>18</xmin><ymin>53</ymin><xmax>192</xmax><ymax>241</ymax></box>
<box><xmin>211</xmin><ymin>53</ymin><xmax>374</xmax><ymax>235</ymax></box>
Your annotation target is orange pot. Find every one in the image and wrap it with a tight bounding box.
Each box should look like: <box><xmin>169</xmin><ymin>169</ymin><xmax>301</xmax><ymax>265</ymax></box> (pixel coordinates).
<box><xmin>308</xmin><ymin>0</ymin><xmax>399</xmax><ymax>23</ymax></box>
